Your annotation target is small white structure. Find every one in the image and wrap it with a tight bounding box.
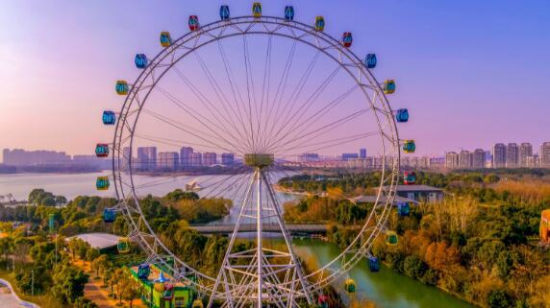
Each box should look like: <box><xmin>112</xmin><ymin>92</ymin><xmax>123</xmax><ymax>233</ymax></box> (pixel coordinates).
<box><xmin>66</xmin><ymin>233</ymin><xmax>121</xmax><ymax>250</ymax></box>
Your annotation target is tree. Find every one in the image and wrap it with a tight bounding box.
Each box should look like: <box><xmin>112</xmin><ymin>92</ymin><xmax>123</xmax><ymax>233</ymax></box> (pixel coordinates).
<box><xmin>113</xmin><ymin>268</ymin><xmax>131</xmax><ymax>305</ymax></box>
<box><xmin>91</xmin><ymin>254</ymin><xmax>108</xmax><ymax>279</ymax></box>
<box><xmin>123</xmin><ymin>276</ymin><xmax>142</xmax><ymax>308</ymax></box>
<box><xmin>488</xmin><ymin>290</ymin><xmax>510</xmax><ymax>308</ymax></box>
<box><xmin>52</xmin><ymin>264</ymin><xmax>89</xmax><ymax>304</ymax></box>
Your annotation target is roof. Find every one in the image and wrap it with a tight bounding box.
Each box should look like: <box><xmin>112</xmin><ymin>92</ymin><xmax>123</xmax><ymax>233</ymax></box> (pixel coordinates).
<box><xmin>66</xmin><ymin>233</ymin><xmax>120</xmax><ymax>250</ymax></box>
<box><xmin>382</xmin><ymin>185</ymin><xmax>444</xmax><ymax>193</ymax></box>
<box><xmin>350</xmin><ymin>195</ymin><xmax>417</xmax><ymax>204</ymax></box>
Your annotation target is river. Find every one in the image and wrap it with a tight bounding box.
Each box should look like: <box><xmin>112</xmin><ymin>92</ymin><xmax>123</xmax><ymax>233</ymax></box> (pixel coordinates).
<box><xmin>0</xmin><ymin>173</ymin><xmax>475</xmax><ymax>308</ymax></box>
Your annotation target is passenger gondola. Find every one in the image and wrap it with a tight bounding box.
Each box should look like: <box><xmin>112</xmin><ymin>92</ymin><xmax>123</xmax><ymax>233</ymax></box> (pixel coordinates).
<box><xmin>188</xmin><ymin>15</ymin><xmax>200</xmax><ymax>31</ymax></box>
<box><xmin>284</xmin><ymin>6</ymin><xmax>294</xmax><ymax>21</ymax></box>
<box><xmin>397</xmin><ymin>202</ymin><xmax>410</xmax><ymax>217</ymax></box>
<box><xmin>365</xmin><ymin>53</ymin><xmax>377</xmax><ymax>69</ymax></box>
<box><xmin>404</xmin><ymin>171</ymin><xmax>416</xmax><ymax>185</ymax></box>
<box><xmin>96</xmin><ymin>177</ymin><xmax>110</xmax><ymax>191</ymax></box>
<box><xmin>95</xmin><ymin>144</ymin><xmax>109</xmax><ymax>158</ymax></box>
<box><xmin>396</xmin><ymin>108</ymin><xmax>409</xmax><ymax>123</ymax></box>
<box><xmin>342</xmin><ymin>32</ymin><xmax>353</xmax><ymax>48</ymax></box>
<box><xmin>403</xmin><ymin>140</ymin><xmax>416</xmax><ymax>153</ymax></box>
<box><xmin>117</xmin><ymin>237</ymin><xmax>131</xmax><ymax>254</ymax></box>
<box><xmin>102</xmin><ymin>111</ymin><xmax>116</xmax><ymax>125</ymax></box>
<box><xmin>368</xmin><ymin>256</ymin><xmax>380</xmax><ymax>272</ymax></box>
<box><xmin>135</xmin><ymin>54</ymin><xmax>148</xmax><ymax>69</ymax></box>
<box><xmin>315</xmin><ymin>16</ymin><xmax>325</xmax><ymax>31</ymax></box>
<box><xmin>383</xmin><ymin>79</ymin><xmax>396</xmax><ymax>94</ymax></box>
<box><xmin>160</xmin><ymin>32</ymin><xmax>172</xmax><ymax>47</ymax></box>
<box><xmin>220</xmin><ymin>5</ymin><xmax>230</xmax><ymax>20</ymax></box>
<box><xmin>115</xmin><ymin>80</ymin><xmax>129</xmax><ymax>95</ymax></box>
<box><xmin>252</xmin><ymin>2</ymin><xmax>262</xmax><ymax>18</ymax></box>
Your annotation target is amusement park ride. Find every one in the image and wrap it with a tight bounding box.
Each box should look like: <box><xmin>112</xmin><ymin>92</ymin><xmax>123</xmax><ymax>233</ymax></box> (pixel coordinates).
<box><xmin>95</xmin><ymin>3</ymin><xmax>415</xmax><ymax>308</ymax></box>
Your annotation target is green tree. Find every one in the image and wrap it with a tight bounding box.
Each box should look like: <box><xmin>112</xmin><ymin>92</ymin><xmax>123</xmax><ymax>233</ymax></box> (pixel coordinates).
<box><xmin>51</xmin><ymin>264</ymin><xmax>89</xmax><ymax>304</ymax></box>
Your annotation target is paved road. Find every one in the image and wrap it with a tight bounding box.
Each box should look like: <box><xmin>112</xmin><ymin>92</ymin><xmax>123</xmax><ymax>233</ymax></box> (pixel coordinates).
<box><xmin>0</xmin><ymin>279</ymin><xmax>40</xmax><ymax>308</ymax></box>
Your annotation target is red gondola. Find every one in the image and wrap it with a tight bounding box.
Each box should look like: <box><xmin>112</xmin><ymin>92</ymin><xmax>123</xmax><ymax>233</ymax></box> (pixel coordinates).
<box><xmin>188</xmin><ymin>15</ymin><xmax>199</xmax><ymax>31</ymax></box>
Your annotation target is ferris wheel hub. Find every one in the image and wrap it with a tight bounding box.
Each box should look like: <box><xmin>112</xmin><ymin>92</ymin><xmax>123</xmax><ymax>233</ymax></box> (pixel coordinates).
<box><xmin>244</xmin><ymin>153</ymin><xmax>274</xmax><ymax>168</ymax></box>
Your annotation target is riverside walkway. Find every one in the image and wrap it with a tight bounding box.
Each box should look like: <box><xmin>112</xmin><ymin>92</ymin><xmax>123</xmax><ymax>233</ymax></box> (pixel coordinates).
<box><xmin>0</xmin><ymin>279</ymin><xmax>40</xmax><ymax>308</ymax></box>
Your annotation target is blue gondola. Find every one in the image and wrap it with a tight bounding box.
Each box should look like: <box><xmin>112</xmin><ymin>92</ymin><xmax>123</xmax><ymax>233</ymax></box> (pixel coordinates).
<box><xmin>135</xmin><ymin>54</ymin><xmax>148</xmax><ymax>69</ymax></box>
<box><xmin>368</xmin><ymin>256</ymin><xmax>380</xmax><ymax>272</ymax></box>
<box><xmin>102</xmin><ymin>111</ymin><xmax>116</xmax><ymax>125</ymax></box>
<box><xmin>137</xmin><ymin>263</ymin><xmax>151</xmax><ymax>279</ymax></box>
<box><xmin>95</xmin><ymin>144</ymin><xmax>109</xmax><ymax>158</ymax></box>
<box><xmin>318</xmin><ymin>295</ymin><xmax>329</xmax><ymax>308</ymax></box>
<box><xmin>284</xmin><ymin>6</ymin><xmax>294</xmax><ymax>21</ymax></box>
<box><xmin>160</xmin><ymin>32</ymin><xmax>172</xmax><ymax>47</ymax></box>
<box><xmin>365</xmin><ymin>53</ymin><xmax>377</xmax><ymax>69</ymax></box>
<box><xmin>220</xmin><ymin>5</ymin><xmax>230</xmax><ymax>20</ymax></box>
<box><xmin>103</xmin><ymin>208</ymin><xmax>116</xmax><ymax>223</ymax></box>
<box><xmin>342</xmin><ymin>32</ymin><xmax>353</xmax><ymax>48</ymax></box>
<box><xmin>115</xmin><ymin>80</ymin><xmax>129</xmax><ymax>95</ymax></box>
<box><xmin>397</xmin><ymin>202</ymin><xmax>410</xmax><ymax>217</ymax></box>
<box><xmin>396</xmin><ymin>108</ymin><xmax>409</xmax><ymax>123</ymax></box>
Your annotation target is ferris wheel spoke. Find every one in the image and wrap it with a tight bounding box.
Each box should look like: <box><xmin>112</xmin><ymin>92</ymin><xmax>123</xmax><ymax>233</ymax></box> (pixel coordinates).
<box><xmin>261</xmin><ymin>40</ymin><xmax>297</xmax><ymax>152</ymax></box>
<box><xmin>265</xmin><ymin>85</ymin><xmax>359</xmax><ymax>152</ymax></box>
<box><xmin>276</xmin><ymin>131</ymin><xmax>381</xmax><ymax>157</ymax></box>
<box><xmin>170</xmin><ymin>66</ymin><xmax>246</xmax><ymax>150</ymax></box>
<box><xmin>268</xmin><ymin>108</ymin><xmax>372</xmax><ymax>154</ymax></box>
<box><xmin>193</xmin><ymin>52</ymin><xmax>251</xmax><ymax>146</ymax></box>
<box><xmin>268</xmin><ymin>66</ymin><xmax>341</xmax><ymax>147</ymax></box>
<box><xmin>242</xmin><ymin>35</ymin><xmax>259</xmax><ymax>152</ymax></box>
<box><xmin>263</xmin><ymin>50</ymin><xmax>321</xmax><ymax>151</ymax></box>
<box><xmin>142</xmin><ymin>99</ymin><xmax>247</xmax><ymax>154</ymax></box>
<box><xmin>217</xmin><ymin>40</ymin><xmax>255</xmax><ymax>152</ymax></box>
<box><xmin>256</xmin><ymin>34</ymin><xmax>273</xmax><ymax>152</ymax></box>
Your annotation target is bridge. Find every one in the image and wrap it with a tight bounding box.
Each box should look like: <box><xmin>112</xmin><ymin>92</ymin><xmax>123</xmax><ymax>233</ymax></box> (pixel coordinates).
<box><xmin>190</xmin><ymin>224</ymin><xmax>328</xmax><ymax>235</ymax></box>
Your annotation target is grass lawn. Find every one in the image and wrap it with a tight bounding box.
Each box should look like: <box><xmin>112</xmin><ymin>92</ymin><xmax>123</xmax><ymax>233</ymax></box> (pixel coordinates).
<box><xmin>0</xmin><ymin>269</ymin><xmax>62</xmax><ymax>308</ymax></box>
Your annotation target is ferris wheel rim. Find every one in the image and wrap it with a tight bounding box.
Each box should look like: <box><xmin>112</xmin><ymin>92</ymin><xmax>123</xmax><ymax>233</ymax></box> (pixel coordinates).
<box><xmin>112</xmin><ymin>14</ymin><xmax>401</xmax><ymax>295</ymax></box>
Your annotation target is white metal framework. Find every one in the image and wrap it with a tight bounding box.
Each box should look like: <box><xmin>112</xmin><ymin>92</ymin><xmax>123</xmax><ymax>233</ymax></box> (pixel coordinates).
<box><xmin>110</xmin><ymin>13</ymin><xmax>400</xmax><ymax>308</ymax></box>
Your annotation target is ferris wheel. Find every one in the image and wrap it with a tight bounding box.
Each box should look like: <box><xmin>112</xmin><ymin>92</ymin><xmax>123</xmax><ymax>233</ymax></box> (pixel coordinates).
<box><xmin>96</xmin><ymin>3</ymin><xmax>413</xmax><ymax>308</ymax></box>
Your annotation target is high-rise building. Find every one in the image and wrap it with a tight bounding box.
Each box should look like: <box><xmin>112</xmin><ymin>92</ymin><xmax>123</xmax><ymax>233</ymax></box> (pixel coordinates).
<box><xmin>492</xmin><ymin>143</ymin><xmax>506</xmax><ymax>168</ymax></box>
<box><xmin>445</xmin><ymin>152</ymin><xmax>459</xmax><ymax>169</ymax></box>
<box><xmin>221</xmin><ymin>153</ymin><xmax>235</xmax><ymax>165</ymax></box>
<box><xmin>342</xmin><ymin>153</ymin><xmax>359</xmax><ymax>161</ymax></box>
<box><xmin>506</xmin><ymin>143</ymin><xmax>519</xmax><ymax>168</ymax></box>
<box><xmin>189</xmin><ymin>152</ymin><xmax>203</xmax><ymax>167</ymax></box>
<box><xmin>541</xmin><ymin>142</ymin><xmax>550</xmax><ymax>168</ymax></box>
<box><xmin>472</xmin><ymin>149</ymin><xmax>485</xmax><ymax>169</ymax></box>
<box><xmin>158</xmin><ymin>152</ymin><xmax>179</xmax><ymax>170</ymax></box>
<box><xmin>180</xmin><ymin>147</ymin><xmax>193</xmax><ymax>167</ymax></box>
<box><xmin>519</xmin><ymin>143</ymin><xmax>533</xmax><ymax>167</ymax></box>
<box><xmin>203</xmin><ymin>152</ymin><xmax>217</xmax><ymax>166</ymax></box>
<box><xmin>459</xmin><ymin>150</ymin><xmax>472</xmax><ymax>169</ymax></box>
<box><xmin>359</xmin><ymin>148</ymin><xmax>367</xmax><ymax>159</ymax></box>
<box><xmin>137</xmin><ymin>147</ymin><xmax>157</xmax><ymax>171</ymax></box>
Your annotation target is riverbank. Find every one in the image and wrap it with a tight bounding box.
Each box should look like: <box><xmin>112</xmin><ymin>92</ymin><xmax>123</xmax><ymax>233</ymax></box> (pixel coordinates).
<box><xmin>293</xmin><ymin>239</ymin><xmax>476</xmax><ymax>308</ymax></box>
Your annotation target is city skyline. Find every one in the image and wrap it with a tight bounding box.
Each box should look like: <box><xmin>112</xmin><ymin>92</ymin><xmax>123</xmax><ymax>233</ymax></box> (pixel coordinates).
<box><xmin>1</xmin><ymin>0</ymin><xmax>549</xmax><ymax>160</ymax></box>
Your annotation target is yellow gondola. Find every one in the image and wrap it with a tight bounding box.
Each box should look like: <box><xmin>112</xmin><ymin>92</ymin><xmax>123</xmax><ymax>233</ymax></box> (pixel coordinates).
<box><xmin>160</xmin><ymin>31</ymin><xmax>172</xmax><ymax>48</ymax></box>
<box><xmin>403</xmin><ymin>140</ymin><xmax>416</xmax><ymax>154</ymax></box>
<box><xmin>96</xmin><ymin>176</ymin><xmax>110</xmax><ymax>191</ymax></box>
<box><xmin>383</xmin><ymin>79</ymin><xmax>396</xmax><ymax>94</ymax></box>
<box><xmin>386</xmin><ymin>231</ymin><xmax>398</xmax><ymax>246</ymax></box>
<box><xmin>115</xmin><ymin>80</ymin><xmax>129</xmax><ymax>95</ymax></box>
<box><xmin>192</xmin><ymin>299</ymin><xmax>204</xmax><ymax>308</ymax></box>
<box><xmin>315</xmin><ymin>16</ymin><xmax>325</xmax><ymax>31</ymax></box>
<box><xmin>252</xmin><ymin>2</ymin><xmax>262</xmax><ymax>18</ymax></box>
<box><xmin>344</xmin><ymin>278</ymin><xmax>356</xmax><ymax>293</ymax></box>
<box><xmin>117</xmin><ymin>237</ymin><xmax>131</xmax><ymax>254</ymax></box>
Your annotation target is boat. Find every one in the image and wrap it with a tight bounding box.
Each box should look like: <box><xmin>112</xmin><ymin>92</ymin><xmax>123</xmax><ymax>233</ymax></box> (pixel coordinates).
<box><xmin>185</xmin><ymin>179</ymin><xmax>204</xmax><ymax>192</ymax></box>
